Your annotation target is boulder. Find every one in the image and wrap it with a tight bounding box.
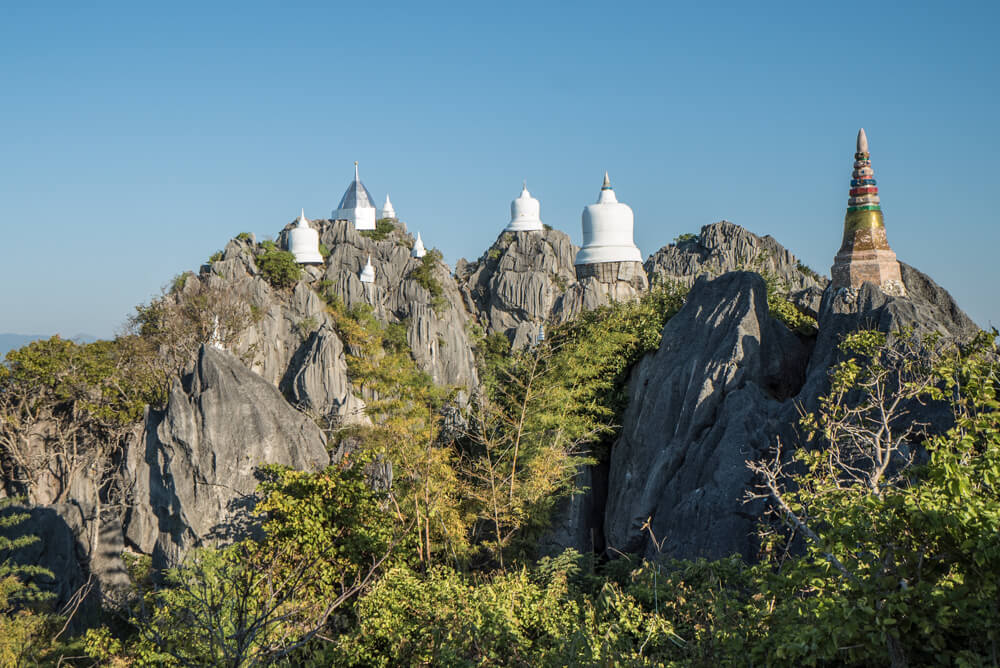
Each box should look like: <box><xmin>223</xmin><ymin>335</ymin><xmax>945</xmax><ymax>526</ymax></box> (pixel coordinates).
<box><xmin>124</xmin><ymin>345</ymin><xmax>329</xmax><ymax>567</ymax></box>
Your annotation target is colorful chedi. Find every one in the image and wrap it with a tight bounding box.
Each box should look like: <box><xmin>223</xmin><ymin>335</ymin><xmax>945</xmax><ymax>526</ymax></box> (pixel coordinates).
<box><xmin>830</xmin><ymin>128</ymin><xmax>905</xmax><ymax>296</ymax></box>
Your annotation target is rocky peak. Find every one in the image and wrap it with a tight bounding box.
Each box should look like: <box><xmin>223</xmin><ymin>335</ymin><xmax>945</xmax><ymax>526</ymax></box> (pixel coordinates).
<box><xmin>458</xmin><ymin>228</ymin><xmax>578</xmax><ymax>348</ymax></box>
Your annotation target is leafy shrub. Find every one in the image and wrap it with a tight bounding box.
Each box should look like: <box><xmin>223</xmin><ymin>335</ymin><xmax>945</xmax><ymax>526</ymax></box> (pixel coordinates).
<box><xmin>410</xmin><ymin>249</ymin><xmax>447</xmax><ymax>313</ymax></box>
<box><xmin>360</xmin><ymin>218</ymin><xmax>396</xmax><ymax>241</ymax></box>
<box><xmin>796</xmin><ymin>260</ymin><xmax>822</xmax><ymax>283</ymax></box>
<box><xmin>318</xmin><ymin>242</ymin><xmax>330</xmax><ymax>259</ymax></box>
<box><xmin>208</xmin><ymin>250</ymin><xmax>223</xmax><ymax>263</ymax></box>
<box><xmin>236</xmin><ymin>232</ymin><xmax>254</xmax><ymax>243</ymax></box>
<box><xmin>674</xmin><ymin>232</ymin><xmax>698</xmax><ymax>244</ymax></box>
<box><xmin>256</xmin><ymin>246</ymin><xmax>301</xmax><ymax>289</ymax></box>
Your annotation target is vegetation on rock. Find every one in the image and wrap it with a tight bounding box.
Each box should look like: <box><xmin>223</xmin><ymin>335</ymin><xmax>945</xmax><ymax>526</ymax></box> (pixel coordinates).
<box><xmin>255</xmin><ymin>241</ymin><xmax>301</xmax><ymax>289</ymax></box>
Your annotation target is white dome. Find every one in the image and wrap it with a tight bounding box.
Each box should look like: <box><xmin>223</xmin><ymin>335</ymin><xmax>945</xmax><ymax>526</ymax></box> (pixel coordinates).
<box><xmin>574</xmin><ymin>173</ymin><xmax>642</xmax><ymax>265</ymax></box>
<box><xmin>288</xmin><ymin>209</ymin><xmax>324</xmax><ymax>264</ymax></box>
<box><xmin>381</xmin><ymin>193</ymin><xmax>397</xmax><ymax>220</ymax></box>
<box><xmin>411</xmin><ymin>232</ymin><xmax>427</xmax><ymax>258</ymax></box>
<box><xmin>505</xmin><ymin>182</ymin><xmax>544</xmax><ymax>232</ymax></box>
<box><xmin>359</xmin><ymin>255</ymin><xmax>376</xmax><ymax>283</ymax></box>
<box><xmin>333</xmin><ymin>162</ymin><xmax>377</xmax><ymax>230</ymax></box>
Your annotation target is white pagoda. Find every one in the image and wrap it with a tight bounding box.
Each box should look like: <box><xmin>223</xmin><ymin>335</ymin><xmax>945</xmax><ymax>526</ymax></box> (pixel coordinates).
<box><xmin>332</xmin><ymin>162</ymin><xmax>377</xmax><ymax>231</ymax></box>
<box><xmin>287</xmin><ymin>209</ymin><xmax>324</xmax><ymax>264</ymax></box>
<box><xmin>504</xmin><ymin>182</ymin><xmax>544</xmax><ymax>233</ymax></box>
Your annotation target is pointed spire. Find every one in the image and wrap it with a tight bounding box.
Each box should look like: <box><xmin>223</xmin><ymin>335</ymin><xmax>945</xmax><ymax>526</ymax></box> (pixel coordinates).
<box><xmin>522</xmin><ymin>179</ymin><xmax>527</xmax><ymax>192</ymax></box>
<box><xmin>602</xmin><ymin>171</ymin><xmax>611</xmax><ymax>190</ymax></box>
<box><xmin>354</xmin><ymin>161</ymin><xmax>360</xmax><ymax>181</ymax></box>
<box><xmin>296</xmin><ymin>208</ymin><xmax>308</xmax><ymax>227</ymax></box>
<box><xmin>857</xmin><ymin>128</ymin><xmax>869</xmax><ymax>154</ymax></box>
<box><xmin>412</xmin><ymin>231</ymin><xmax>426</xmax><ymax>258</ymax></box>
<box><xmin>360</xmin><ymin>254</ymin><xmax>376</xmax><ymax>283</ymax></box>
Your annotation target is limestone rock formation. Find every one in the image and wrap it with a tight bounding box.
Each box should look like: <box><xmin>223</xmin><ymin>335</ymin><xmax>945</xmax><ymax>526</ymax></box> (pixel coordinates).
<box><xmin>317</xmin><ymin>220</ymin><xmax>478</xmax><ymax>390</ymax></box>
<box><xmin>125</xmin><ymin>345</ymin><xmax>329</xmax><ymax>566</ymax></box>
<box><xmin>601</xmin><ymin>259</ymin><xmax>978</xmax><ymax>561</ymax></box>
<box><xmin>645</xmin><ymin>221</ymin><xmax>825</xmax><ymax>310</ymax></box>
<box><xmin>457</xmin><ymin>228</ymin><xmax>579</xmax><ymax>348</ymax></box>
<box><xmin>604</xmin><ymin>272</ymin><xmax>809</xmax><ymax>560</ymax></box>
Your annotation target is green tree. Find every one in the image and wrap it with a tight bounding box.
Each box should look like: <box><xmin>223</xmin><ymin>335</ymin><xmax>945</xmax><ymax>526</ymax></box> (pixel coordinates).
<box><xmin>748</xmin><ymin>329</ymin><xmax>1000</xmax><ymax>666</ymax></box>
<box><xmin>256</xmin><ymin>242</ymin><xmax>301</xmax><ymax>289</ymax></box>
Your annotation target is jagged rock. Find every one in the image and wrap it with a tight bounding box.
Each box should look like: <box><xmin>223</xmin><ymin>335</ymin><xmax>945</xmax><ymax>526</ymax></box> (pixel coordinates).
<box><xmin>645</xmin><ymin>221</ymin><xmax>825</xmax><ymax>310</ymax></box>
<box><xmin>458</xmin><ymin>229</ymin><xmax>578</xmax><ymax>347</ymax></box>
<box><xmin>603</xmin><ymin>257</ymin><xmax>979</xmax><ymax>562</ymax></box>
<box><xmin>289</xmin><ymin>325</ymin><xmax>369</xmax><ymax>426</ymax></box>
<box><xmin>124</xmin><ymin>345</ymin><xmax>329</xmax><ymax>567</ymax></box>
<box><xmin>604</xmin><ymin>272</ymin><xmax>809</xmax><ymax>560</ymax></box>
<box><xmin>317</xmin><ymin>220</ymin><xmax>478</xmax><ymax>390</ymax></box>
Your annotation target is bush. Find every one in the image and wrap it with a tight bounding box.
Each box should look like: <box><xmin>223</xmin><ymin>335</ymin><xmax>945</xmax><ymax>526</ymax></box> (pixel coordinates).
<box><xmin>208</xmin><ymin>250</ymin><xmax>223</xmax><ymax>263</ymax></box>
<box><xmin>360</xmin><ymin>218</ymin><xmax>396</xmax><ymax>241</ymax></box>
<box><xmin>674</xmin><ymin>232</ymin><xmax>698</xmax><ymax>244</ymax></box>
<box><xmin>410</xmin><ymin>249</ymin><xmax>447</xmax><ymax>313</ymax></box>
<box><xmin>256</xmin><ymin>247</ymin><xmax>301</xmax><ymax>289</ymax></box>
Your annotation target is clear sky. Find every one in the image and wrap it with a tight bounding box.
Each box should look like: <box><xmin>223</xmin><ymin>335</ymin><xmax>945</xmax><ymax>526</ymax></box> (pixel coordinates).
<box><xmin>1</xmin><ymin>1</ymin><xmax>997</xmax><ymax>338</ymax></box>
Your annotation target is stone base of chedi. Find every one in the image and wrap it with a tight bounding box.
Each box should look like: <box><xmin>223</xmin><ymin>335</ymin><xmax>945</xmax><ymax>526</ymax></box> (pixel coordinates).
<box><xmin>574</xmin><ymin>260</ymin><xmax>648</xmax><ymax>291</ymax></box>
<box><xmin>830</xmin><ymin>129</ymin><xmax>906</xmax><ymax>297</ymax></box>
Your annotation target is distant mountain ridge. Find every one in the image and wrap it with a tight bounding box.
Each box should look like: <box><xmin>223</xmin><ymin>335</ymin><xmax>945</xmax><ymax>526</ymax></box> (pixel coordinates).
<box><xmin>0</xmin><ymin>333</ymin><xmax>98</xmax><ymax>357</ymax></box>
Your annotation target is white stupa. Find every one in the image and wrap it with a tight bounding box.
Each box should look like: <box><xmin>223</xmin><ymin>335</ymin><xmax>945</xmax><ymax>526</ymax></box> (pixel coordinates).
<box><xmin>359</xmin><ymin>255</ymin><xmax>376</xmax><ymax>283</ymax></box>
<box><xmin>332</xmin><ymin>162</ymin><xmax>377</xmax><ymax>231</ymax></box>
<box><xmin>381</xmin><ymin>193</ymin><xmax>397</xmax><ymax>220</ymax></box>
<box><xmin>288</xmin><ymin>209</ymin><xmax>324</xmax><ymax>264</ymax></box>
<box><xmin>574</xmin><ymin>172</ymin><xmax>642</xmax><ymax>266</ymax></box>
<box><xmin>411</xmin><ymin>232</ymin><xmax>427</xmax><ymax>258</ymax></box>
<box><xmin>505</xmin><ymin>182</ymin><xmax>544</xmax><ymax>232</ymax></box>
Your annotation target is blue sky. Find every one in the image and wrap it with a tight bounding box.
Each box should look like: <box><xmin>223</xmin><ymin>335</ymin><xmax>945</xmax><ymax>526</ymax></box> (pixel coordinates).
<box><xmin>1</xmin><ymin>1</ymin><xmax>997</xmax><ymax>337</ymax></box>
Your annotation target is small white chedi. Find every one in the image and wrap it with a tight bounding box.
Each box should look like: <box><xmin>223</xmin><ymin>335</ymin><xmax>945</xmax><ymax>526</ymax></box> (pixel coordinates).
<box><xmin>332</xmin><ymin>162</ymin><xmax>377</xmax><ymax>231</ymax></box>
<box><xmin>574</xmin><ymin>172</ymin><xmax>642</xmax><ymax>266</ymax></box>
<box><xmin>504</xmin><ymin>182</ymin><xmax>544</xmax><ymax>233</ymax></box>
<box><xmin>411</xmin><ymin>232</ymin><xmax>427</xmax><ymax>258</ymax></box>
<box><xmin>359</xmin><ymin>255</ymin><xmax>376</xmax><ymax>283</ymax></box>
<box><xmin>287</xmin><ymin>209</ymin><xmax>324</xmax><ymax>264</ymax></box>
<box><xmin>381</xmin><ymin>193</ymin><xmax>396</xmax><ymax>220</ymax></box>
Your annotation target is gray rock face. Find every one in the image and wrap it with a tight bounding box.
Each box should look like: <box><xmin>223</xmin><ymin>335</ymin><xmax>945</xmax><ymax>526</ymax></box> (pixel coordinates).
<box><xmin>317</xmin><ymin>220</ymin><xmax>478</xmax><ymax>390</ymax></box>
<box><xmin>289</xmin><ymin>325</ymin><xmax>369</xmax><ymax>425</ymax></box>
<box><xmin>458</xmin><ymin>228</ymin><xmax>579</xmax><ymax>349</ymax></box>
<box><xmin>603</xmin><ymin>256</ymin><xmax>979</xmax><ymax>562</ymax></box>
<box><xmin>125</xmin><ymin>345</ymin><xmax>329</xmax><ymax>566</ymax></box>
<box><xmin>605</xmin><ymin>272</ymin><xmax>808</xmax><ymax>560</ymax></box>
<box><xmin>645</xmin><ymin>221</ymin><xmax>826</xmax><ymax>295</ymax></box>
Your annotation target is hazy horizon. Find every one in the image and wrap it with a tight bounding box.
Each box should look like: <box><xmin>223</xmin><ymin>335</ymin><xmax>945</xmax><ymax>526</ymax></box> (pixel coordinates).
<box><xmin>3</xmin><ymin>1</ymin><xmax>997</xmax><ymax>337</ymax></box>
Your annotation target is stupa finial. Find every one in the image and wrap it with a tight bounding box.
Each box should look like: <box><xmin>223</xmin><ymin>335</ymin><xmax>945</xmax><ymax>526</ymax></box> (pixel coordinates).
<box><xmin>354</xmin><ymin>161</ymin><xmax>359</xmax><ymax>180</ymax></box>
<box><xmin>602</xmin><ymin>172</ymin><xmax>611</xmax><ymax>189</ymax></box>
<box><xmin>857</xmin><ymin>128</ymin><xmax>869</xmax><ymax>154</ymax></box>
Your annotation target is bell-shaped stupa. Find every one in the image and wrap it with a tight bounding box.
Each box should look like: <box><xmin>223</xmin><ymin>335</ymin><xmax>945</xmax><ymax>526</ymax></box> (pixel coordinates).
<box><xmin>505</xmin><ymin>182</ymin><xmax>544</xmax><ymax>232</ymax></box>
<box><xmin>333</xmin><ymin>162</ymin><xmax>377</xmax><ymax>231</ymax></box>
<box><xmin>359</xmin><ymin>255</ymin><xmax>376</xmax><ymax>283</ymax></box>
<box><xmin>831</xmin><ymin>129</ymin><xmax>905</xmax><ymax>296</ymax></box>
<box><xmin>411</xmin><ymin>232</ymin><xmax>427</xmax><ymax>258</ymax></box>
<box><xmin>381</xmin><ymin>193</ymin><xmax>397</xmax><ymax>220</ymax></box>
<box><xmin>287</xmin><ymin>209</ymin><xmax>324</xmax><ymax>264</ymax></box>
<box><xmin>574</xmin><ymin>172</ymin><xmax>643</xmax><ymax>279</ymax></box>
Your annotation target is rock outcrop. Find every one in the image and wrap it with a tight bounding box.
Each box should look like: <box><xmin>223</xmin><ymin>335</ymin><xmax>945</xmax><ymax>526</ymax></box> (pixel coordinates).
<box><xmin>602</xmin><ymin>257</ymin><xmax>979</xmax><ymax>561</ymax></box>
<box><xmin>317</xmin><ymin>220</ymin><xmax>478</xmax><ymax>390</ymax></box>
<box><xmin>457</xmin><ymin>228</ymin><xmax>578</xmax><ymax>348</ymax></box>
<box><xmin>646</xmin><ymin>221</ymin><xmax>826</xmax><ymax>317</ymax></box>
<box><xmin>604</xmin><ymin>272</ymin><xmax>809</xmax><ymax>560</ymax></box>
<box><xmin>125</xmin><ymin>345</ymin><xmax>329</xmax><ymax>566</ymax></box>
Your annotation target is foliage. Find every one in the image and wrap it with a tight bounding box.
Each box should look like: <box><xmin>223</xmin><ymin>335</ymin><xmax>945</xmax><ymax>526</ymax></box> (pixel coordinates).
<box><xmin>796</xmin><ymin>259</ymin><xmax>822</xmax><ymax>283</ymax></box>
<box><xmin>318</xmin><ymin>242</ymin><xmax>330</xmax><ymax>260</ymax></box>
<box><xmin>0</xmin><ymin>337</ymin><xmax>159</xmax><ymax>506</ymax></box>
<box><xmin>208</xmin><ymin>250</ymin><xmax>223</xmax><ymax>263</ymax></box>
<box><xmin>673</xmin><ymin>232</ymin><xmax>698</xmax><ymax>244</ymax></box>
<box><xmin>235</xmin><ymin>232</ymin><xmax>254</xmax><ymax>243</ymax></box>
<box><xmin>360</xmin><ymin>218</ymin><xmax>396</xmax><ymax>241</ymax></box>
<box><xmin>461</xmin><ymin>282</ymin><xmax>688</xmax><ymax>564</ymax></box>
<box><xmin>409</xmin><ymin>249</ymin><xmax>447</xmax><ymax>313</ymax></box>
<box><xmin>0</xmin><ymin>498</ymin><xmax>58</xmax><ymax>665</ymax></box>
<box><xmin>170</xmin><ymin>272</ymin><xmax>193</xmax><ymax>294</ymax></box>
<box><xmin>332</xmin><ymin>553</ymin><xmax>680</xmax><ymax>667</ymax></box>
<box><xmin>254</xmin><ymin>460</ymin><xmax>405</xmax><ymax>603</ymax></box>
<box><xmin>747</xmin><ymin>328</ymin><xmax>1000</xmax><ymax>666</ymax></box>
<box><xmin>325</xmin><ymin>299</ymin><xmax>468</xmax><ymax>565</ymax></box>
<box><xmin>255</xmin><ymin>245</ymin><xmax>301</xmax><ymax>289</ymax></box>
